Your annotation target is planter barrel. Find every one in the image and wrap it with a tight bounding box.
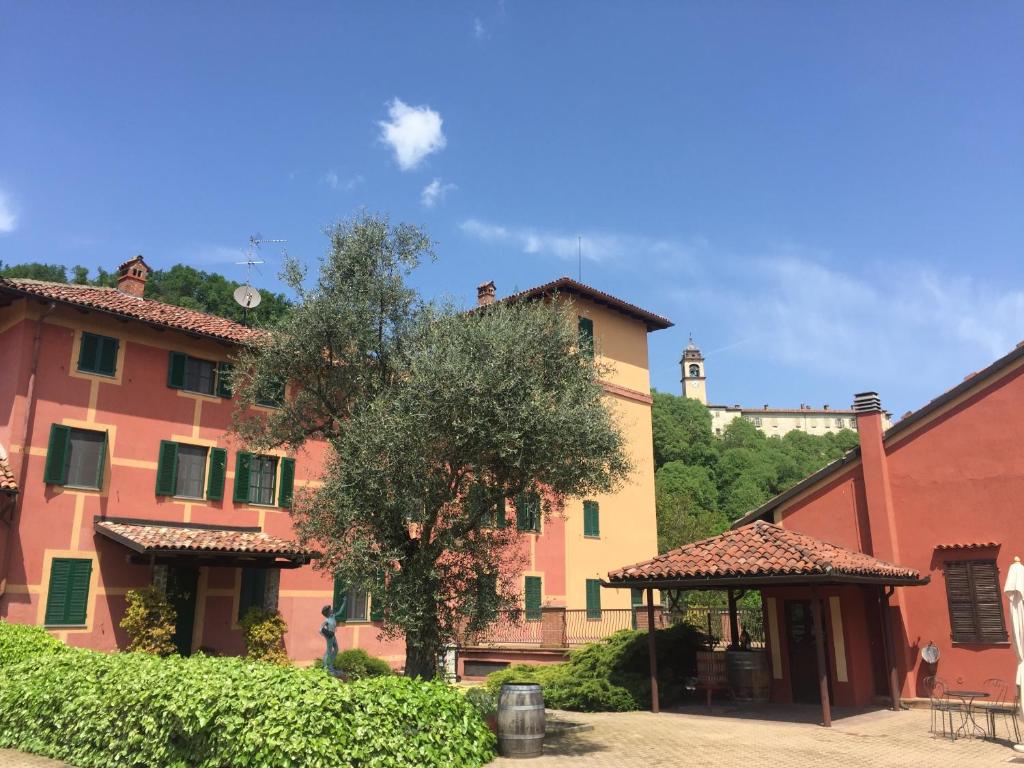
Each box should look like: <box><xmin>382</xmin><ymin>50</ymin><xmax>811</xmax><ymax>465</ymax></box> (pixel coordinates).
<box><xmin>726</xmin><ymin>649</ymin><xmax>770</xmax><ymax>702</ymax></box>
<box><xmin>497</xmin><ymin>682</ymin><xmax>545</xmax><ymax>758</ymax></box>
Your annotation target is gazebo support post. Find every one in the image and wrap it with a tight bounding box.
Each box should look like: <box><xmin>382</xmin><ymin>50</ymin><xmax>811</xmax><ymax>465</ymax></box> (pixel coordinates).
<box><xmin>646</xmin><ymin>587</ymin><xmax>660</xmax><ymax>713</ymax></box>
<box><xmin>727</xmin><ymin>589</ymin><xmax>740</xmax><ymax>648</ymax></box>
<box><xmin>878</xmin><ymin>586</ymin><xmax>901</xmax><ymax>710</ymax></box>
<box><xmin>810</xmin><ymin>587</ymin><xmax>832</xmax><ymax>727</ymax></box>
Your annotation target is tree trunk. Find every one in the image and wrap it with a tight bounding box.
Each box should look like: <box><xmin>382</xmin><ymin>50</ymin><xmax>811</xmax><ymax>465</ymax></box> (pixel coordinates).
<box><xmin>404</xmin><ymin>636</ymin><xmax>438</xmax><ymax>680</ymax></box>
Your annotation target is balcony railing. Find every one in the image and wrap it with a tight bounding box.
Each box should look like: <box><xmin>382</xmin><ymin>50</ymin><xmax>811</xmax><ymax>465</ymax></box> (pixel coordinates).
<box><xmin>460</xmin><ymin>612</ymin><xmax>543</xmax><ymax>647</ymax></box>
<box><xmin>565</xmin><ymin>608</ymin><xmax>635</xmax><ymax>645</ymax></box>
<box><xmin>461</xmin><ymin>607</ymin><xmax>644</xmax><ymax>649</ymax></box>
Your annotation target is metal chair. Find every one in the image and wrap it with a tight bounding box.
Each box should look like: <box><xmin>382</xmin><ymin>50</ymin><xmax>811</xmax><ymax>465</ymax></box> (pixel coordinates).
<box><xmin>982</xmin><ymin>678</ymin><xmax>1021</xmax><ymax>742</ymax></box>
<box><xmin>923</xmin><ymin>676</ymin><xmax>965</xmax><ymax>740</ymax></box>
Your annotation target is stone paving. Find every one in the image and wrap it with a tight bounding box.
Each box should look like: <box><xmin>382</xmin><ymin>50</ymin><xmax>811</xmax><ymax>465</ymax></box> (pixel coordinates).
<box><xmin>493</xmin><ymin>706</ymin><xmax>1024</xmax><ymax>768</ymax></box>
<box><xmin>1</xmin><ymin>705</ymin><xmax>1020</xmax><ymax>767</ymax></box>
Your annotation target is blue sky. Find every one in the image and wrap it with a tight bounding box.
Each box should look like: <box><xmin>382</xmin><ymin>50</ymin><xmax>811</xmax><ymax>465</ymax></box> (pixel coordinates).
<box><xmin>2</xmin><ymin>3</ymin><xmax>1023</xmax><ymax>418</ymax></box>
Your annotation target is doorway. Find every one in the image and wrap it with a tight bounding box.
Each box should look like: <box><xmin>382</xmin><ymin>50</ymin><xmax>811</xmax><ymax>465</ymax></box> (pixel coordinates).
<box><xmin>785</xmin><ymin>600</ymin><xmax>833</xmax><ymax>704</ymax></box>
<box><xmin>167</xmin><ymin>566</ymin><xmax>199</xmax><ymax>656</ymax></box>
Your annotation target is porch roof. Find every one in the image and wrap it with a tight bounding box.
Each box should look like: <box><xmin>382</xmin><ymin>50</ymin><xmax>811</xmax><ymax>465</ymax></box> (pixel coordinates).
<box><xmin>605</xmin><ymin>521</ymin><xmax>928</xmax><ymax>590</ymax></box>
<box><xmin>94</xmin><ymin>517</ymin><xmax>316</xmax><ymax>568</ymax></box>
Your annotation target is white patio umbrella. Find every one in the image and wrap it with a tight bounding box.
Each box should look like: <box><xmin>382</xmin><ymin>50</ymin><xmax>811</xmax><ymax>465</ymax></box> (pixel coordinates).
<box><xmin>1004</xmin><ymin>556</ymin><xmax>1024</xmax><ymax>751</ymax></box>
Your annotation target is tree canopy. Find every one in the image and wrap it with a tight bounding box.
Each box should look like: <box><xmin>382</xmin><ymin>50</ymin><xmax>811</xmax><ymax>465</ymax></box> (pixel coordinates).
<box><xmin>232</xmin><ymin>213</ymin><xmax>630</xmax><ymax>678</ymax></box>
<box><xmin>0</xmin><ymin>260</ymin><xmax>292</xmax><ymax>325</ymax></box>
<box><xmin>652</xmin><ymin>391</ymin><xmax>859</xmax><ymax>553</ymax></box>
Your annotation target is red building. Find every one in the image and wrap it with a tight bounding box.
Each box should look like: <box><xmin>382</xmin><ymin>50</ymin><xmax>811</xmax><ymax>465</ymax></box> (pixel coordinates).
<box><xmin>613</xmin><ymin>343</ymin><xmax>1024</xmax><ymax>717</ymax></box>
<box><xmin>0</xmin><ymin>257</ymin><xmax>667</xmax><ymax>670</ymax></box>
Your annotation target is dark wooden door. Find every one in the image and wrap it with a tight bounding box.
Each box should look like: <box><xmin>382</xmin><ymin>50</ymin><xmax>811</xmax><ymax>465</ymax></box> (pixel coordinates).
<box><xmin>168</xmin><ymin>566</ymin><xmax>199</xmax><ymax>656</ymax></box>
<box><xmin>786</xmin><ymin>600</ymin><xmax>832</xmax><ymax>704</ymax></box>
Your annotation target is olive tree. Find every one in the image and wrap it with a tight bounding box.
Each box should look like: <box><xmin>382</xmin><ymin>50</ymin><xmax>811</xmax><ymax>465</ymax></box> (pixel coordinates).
<box><xmin>233</xmin><ymin>213</ymin><xmax>630</xmax><ymax>678</ymax></box>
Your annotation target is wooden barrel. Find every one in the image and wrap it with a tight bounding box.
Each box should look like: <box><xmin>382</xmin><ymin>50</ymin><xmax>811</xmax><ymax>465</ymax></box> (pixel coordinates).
<box><xmin>726</xmin><ymin>649</ymin><xmax>770</xmax><ymax>702</ymax></box>
<box><xmin>497</xmin><ymin>682</ymin><xmax>545</xmax><ymax>758</ymax></box>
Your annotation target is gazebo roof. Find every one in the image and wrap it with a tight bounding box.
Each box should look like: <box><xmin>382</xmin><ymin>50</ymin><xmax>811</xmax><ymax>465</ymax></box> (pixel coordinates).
<box><xmin>606</xmin><ymin>521</ymin><xmax>927</xmax><ymax>589</ymax></box>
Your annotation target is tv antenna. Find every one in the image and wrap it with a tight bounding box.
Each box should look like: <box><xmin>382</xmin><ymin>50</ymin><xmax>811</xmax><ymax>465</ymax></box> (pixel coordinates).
<box><xmin>233</xmin><ymin>235</ymin><xmax>286</xmax><ymax>324</ymax></box>
<box><xmin>577</xmin><ymin>235</ymin><xmax>582</xmax><ymax>281</ymax></box>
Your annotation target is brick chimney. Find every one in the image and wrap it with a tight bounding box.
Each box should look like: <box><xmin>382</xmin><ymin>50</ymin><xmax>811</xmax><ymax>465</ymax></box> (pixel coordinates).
<box><xmin>852</xmin><ymin>392</ymin><xmax>900</xmax><ymax>563</ymax></box>
<box><xmin>116</xmin><ymin>255</ymin><xmax>150</xmax><ymax>298</ymax></box>
<box><xmin>477</xmin><ymin>280</ymin><xmax>496</xmax><ymax>307</ymax></box>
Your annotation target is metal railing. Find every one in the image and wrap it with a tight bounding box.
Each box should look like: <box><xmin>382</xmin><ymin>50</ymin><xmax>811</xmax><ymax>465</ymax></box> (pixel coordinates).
<box><xmin>681</xmin><ymin>606</ymin><xmax>765</xmax><ymax>648</ymax></box>
<box><xmin>463</xmin><ymin>612</ymin><xmax>543</xmax><ymax>647</ymax></box>
<box><xmin>565</xmin><ymin>608</ymin><xmax>635</xmax><ymax>645</ymax></box>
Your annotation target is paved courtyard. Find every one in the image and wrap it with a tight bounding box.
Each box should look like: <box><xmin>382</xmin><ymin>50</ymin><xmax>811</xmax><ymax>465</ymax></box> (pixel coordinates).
<box><xmin>494</xmin><ymin>705</ymin><xmax>1023</xmax><ymax>768</ymax></box>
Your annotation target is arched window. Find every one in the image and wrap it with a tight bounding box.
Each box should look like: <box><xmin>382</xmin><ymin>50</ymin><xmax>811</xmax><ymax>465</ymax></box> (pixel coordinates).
<box><xmin>688</xmin><ymin>364</ymin><xmax>700</xmax><ymax>378</ymax></box>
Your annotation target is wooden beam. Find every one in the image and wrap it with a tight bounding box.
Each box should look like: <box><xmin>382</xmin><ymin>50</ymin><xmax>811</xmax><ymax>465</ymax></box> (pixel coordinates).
<box><xmin>727</xmin><ymin>589</ymin><xmax>740</xmax><ymax>648</ymax></box>
<box><xmin>810</xmin><ymin>587</ymin><xmax>832</xmax><ymax>727</ymax></box>
<box><xmin>646</xmin><ymin>587</ymin><xmax>660</xmax><ymax>714</ymax></box>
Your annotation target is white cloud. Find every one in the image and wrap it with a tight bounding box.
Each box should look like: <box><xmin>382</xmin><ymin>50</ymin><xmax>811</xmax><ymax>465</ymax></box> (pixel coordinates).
<box><xmin>421</xmin><ymin>178</ymin><xmax>456</xmax><ymax>208</ymax></box>
<box><xmin>473</xmin><ymin>17</ymin><xmax>487</xmax><ymax>39</ymax></box>
<box><xmin>460</xmin><ymin>218</ymin><xmax>699</xmax><ymax>265</ymax></box>
<box><xmin>679</xmin><ymin>249</ymin><xmax>1024</xmax><ymax>395</ymax></box>
<box><xmin>0</xmin><ymin>189</ymin><xmax>18</xmax><ymax>234</ymax></box>
<box><xmin>321</xmin><ymin>171</ymin><xmax>363</xmax><ymax>191</ymax></box>
<box><xmin>378</xmin><ymin>98</ymin><xmax>446</xmax><ymax>171</ymax></box>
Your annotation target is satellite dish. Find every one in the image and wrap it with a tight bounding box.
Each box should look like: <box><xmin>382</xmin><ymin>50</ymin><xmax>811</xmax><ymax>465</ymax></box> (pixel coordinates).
<box><xmin>921</xmin><ymin>642</ymin><xmax>939</xmax><ymax>664</ymax></box>
<box><xmin>233</xmin><ymin>285</ymin><xmax>262</xmax><ymax>309</ymax></box>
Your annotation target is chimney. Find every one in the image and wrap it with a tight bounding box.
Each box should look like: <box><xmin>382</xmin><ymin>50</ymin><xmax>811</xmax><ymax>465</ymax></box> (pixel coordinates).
<box><xmin>852</xmin><ymin>391</ymin><xmax>900</xmax><ymax>562</ymax></box>
<box><xmin>116</xmin><ymin>255</ymin><xmax>150</xmax><ymax>298</ymax></box>
<box><xmin>477</xmin><ymin>280</ymin><xmax>496</xmax><ymax>307</ymax></box>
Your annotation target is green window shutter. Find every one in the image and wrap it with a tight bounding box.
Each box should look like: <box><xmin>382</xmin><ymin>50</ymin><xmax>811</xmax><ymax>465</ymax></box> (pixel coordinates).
<box><xmin>278</xmin><ymin>457</ymin><xmax>296</xmax><ymax>508</ymax></box>
<box><xmin>95</xmin><ymin>431</ymin><xmax>109</xmax><ymax>489</ymax></box>
<box><xmin>238</xmin><ymin>568</ymin><xmax>268</xmax><ymax>620</ymax></box>
<box><xmin>496</xmin><ymin>499</ymin><xmax>507</xmax><ymax>529</ymax></box>
<box><xmin>586</xmin><ymin>579</ymin><xmax>602</xmax><ymax>619</ymax></box>
<box><xmin>155</xmin><ymin>441</ymin><xmax>179</xmax><ymax>496</ymax></box>
<box><xmin>216</xmin><ymin>363</ymin><xmax>233</xmax><ymax>398</ymax></box>
<box><xmin>524</xmin><ymin>576</ymin><xmax>542</xmax><ymax>621</ymax></box>
<box><xmin>332</xmin><ymin>575</ymin><xmax>347</xmax><ymax>622</ymax></box>
<box><xmin>206</xmin><ymin>447</ymin><xmax>227</xmax><ymax>501</ymax></box>
<box><xmin>78</xmin><ymin>333</ymin><xmax>99</xmax><ymax>373</ymax></box>
<box><xmin>232</xmin><ymin>452</ymin><xmax>252</xmax><ymax>503</ymax></box>
<box><xmin>43</xmin><ymin>424</ymin><xmax>71</xmax><ymax>485</ymax></box>
<box><xmin>167</xmin><ymin>351</ymin><xmax>187</xmax><ymax>389</ymax></box>
<box><xmin>583</xmin><ymin>500</ymin><xmax>600</xmax><ymax>537</ymax></box>
<box><xmin>631</xmin><ymin>588</ymin><xmax>644</xmax><ymax>607</ymax></box>
<box><xmin>98</xmin><ymin>336</ymin><xmax>119</xmax><ymax>376</ymax></box>
<box><xmin>45</xmin><ymin>558</ymin><xmax>91</xmax><ymax>626</ymax></box>
<box><xmin>516</xmin><ymin>494</ymin><xmax>528</xmax><ymax>530</ymax></box>
<box><xmin>516</xmin><ymin>492</ymin><xmax>540</xmax><ymax>532</ymax></box>
<box><xmin>578</xmin><ymin>316</ymin><xmax>594</xmax><ymax>358</ymax></box>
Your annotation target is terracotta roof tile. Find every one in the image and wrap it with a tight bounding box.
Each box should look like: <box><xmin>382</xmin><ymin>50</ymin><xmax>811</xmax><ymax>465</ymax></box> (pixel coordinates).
<box><xmin>934</xmin><ymin>542</ymin><xmax>999</xmax><ymax>551</ymax></box>
<box><xmin>0</xmin><ymin>453</ymin><xmax>16</xmax><ymax>493</ymax></box>
<box><xmin>608</xmin><ymin>521</ymin><xmax>921</xmax><ymax>584</ymax></box>
<box><xmin>95</xmin><ymin>519</ymin><xmax>312</xmax><ymax>559</ymax></box>
<box><xmin>0</xmin><ymin>278</ymin><xmax>264</xmax><ymax>345</ymax></box>
<box><xmin>499</xmin><ymin>276</ymin><xmax>673</xmax><ymax>331</ymax></box>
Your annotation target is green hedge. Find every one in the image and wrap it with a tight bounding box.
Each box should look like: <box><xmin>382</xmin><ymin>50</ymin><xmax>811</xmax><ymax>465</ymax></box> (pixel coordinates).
<box><xmin>485</xmin><ymin>623</ymin><xmax>707</xmax><ymax>712</ymax></box>
<box><xmin>0</xmin><ymin>625</ymin><xmax>494</xmax><ymax>768</ymax></box>
<box><xmin>0</xmin><ymin>621</ymin><xmax>66</xmax><ymax>667</ymax></box>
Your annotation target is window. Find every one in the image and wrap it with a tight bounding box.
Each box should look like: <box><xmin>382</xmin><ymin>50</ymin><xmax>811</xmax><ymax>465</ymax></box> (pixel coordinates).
<box><xmin>688</xmin><ymin>363</ymin><xmax>700</xmax><ymax>377</ymax></box>
<box><xmin>233</xmin><ymin>453</ymin><xmax>295</xmax><ymax>507</ymax></box>
<box><xmin>44</xmin><ymin>558</ymin><xmax>92</xmax><ymax>626</ymax></box>
<box><xmin>469</xmin><ymin>482</ymin><xmax>505</xmax><ymax>528</ymax></box>
<box><xmin>835</xmin><ymin>418</ymin><xmax>843</xmax><ymax>428</ymax></box>
<box><xmin>238</xmin><ymin>568</ymin><xmax>267</xmax><ymax>620</ymax></box>
<box><xmin>155</xmin><ymin>442</ymin><xmax>226</xmax><ymax>500</ymax></box>
<box><xmin>754</xmin><ymin>417</ymin><xmax>762</xmax><ymax>427</ymax></box>
<box><xmin>524</xmin><ymin>576</ymin><xmax>542</xmax><ymax>621</ymax></box>
<box><xmin>175</xmin><ymin>445</ymin><xmax>208</xmax><ymax>498</ymax></box>
<box><xmin>249</xmin><ymin>455</ymin><xmax>278</xmax><ymax>506</ymax></box>
<box><xmin>577</xmin><ymin>316</ymin><xmax>594</xmax><ymax>358</ymax></box>
<box><xmin>516</xmin><ymin>492</ymin><xmax>541</xmax><ymax>532</ymax></box>
<box><xmin>943</xmin><ymin>559</ymin><xmax>1008</xmax><ymax>644</ymax></box>
<box><xmin>256</xmin><ymin>378</ymin><xmax>286</xmax><ymax>409</ymax></box>
<box><xmin>77</xmin><ymin>332</ymin><xmax>119</xmax><ymax>376</ymax></box>
<box><xmin>167</xmin><ymin>352</ymin><xmax>232</xmax><ymax>397</ymax></box>
<box><xmin>586</xmin><ymin>579</ymin><xmax>602</xmax><ymax>619</ymax></box>
<box><xmin>331</xmin><ymin>576</ymin><xmax>371</xmax><ymax>622</ymax></box>
<box><xmin>583</xmin><ymin>500</ymin><xmax>600</xmax><ymax>538</ymax></box>
<box><xmin>44</xmin><ymin>425</ymin><xmax>107</xmax><ymax>489</ymax></box>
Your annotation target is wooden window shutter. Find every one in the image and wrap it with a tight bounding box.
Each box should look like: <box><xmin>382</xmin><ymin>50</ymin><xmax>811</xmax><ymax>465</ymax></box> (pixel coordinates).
<box><xmin>167</xmin><ymin>351</ymin><xmax>187</xmax><ymax>389</ymax></box>
<box><xmin>45</xmin><ymin>558</ymin><xmax>91</xmax><ymax>626</ymax></box>
<box><xmin>583</xmin><ymin>500</ymin><xmax>600</xmax><ymax>537</ymax></box>
<box><xmin>524</xmin><ymin>576</ymin><xmax>542</xmax><ymax>621</ymax></box>
<box><xmin>98</xmin><ymin>336</ymin><xmax>119</xmax><ymax>376</ymax></box>
<box><xmin>94</xmin><ymin>431</ymin><xmax>109</xmax><ymax>489</ymax></box>
<box><xmin>44</xmin><ymin>559</ymin><xmax>71</xmax><ymax>625</ymax></box>
<box><xmin>578</xmin><ymin>316</ymin><xmax>594</xmax><ymax>358</ymax></box>
<box><xmin>66</xmin><ymin>559</ymin><xmax>92</xmax><ymax>625</ymax></box>
<box><xmin>516</xmin><ymin>492</ymin><xmax>540</xmax><ymax>532</ymax></box>
<box><xmin>216</xmin><ymin>363</ymin><xmax>233</xmax><ymax>398</ymax></box>
<box><xmin>631</xmin><ymin>588</ymin><xmax>644</xmax><ymax>606</ymax></box>
<box><xmin>206</xmin><ymin>447</ymin><xmax>227</xmax><ymax>501</ymax></box>
<box><xmin>77</xmin><ymin>333</ymin><xmax>99</xmax><ymax>373</ymax></box>
<box><xmin>944</xmin><ymin>559</ymin><xmax>1008</xmax><ymax>643</ymax></box>
<box><xmin>155</xmin><ymin>441</ymin><xmax>179</xmax><ymax>496</ymax></box>
<box><xmin>43</xmin><ymin>424</ymin><xmax>72</xmax><ymax>485</ymax></box>
<box><xmin>586</xmin><ymin>579</ymin><xmax>602</xmax><ymax>619</ymax></box>
<box><xmin>370</xmin><ymin>573</ymin><xmax>385</xmax><ymax>622</ymax></box>
<box><xmin>516</xmin><ymin>494</ymin><xmax>528</xmax><ymax>530</ymax></box>
<box><xmin>278</xmin><ymin>457</ymin><xmax>296</xmax><ymax>508</ymax></box>
<box><xmin>238</xmin><ymin>568</ymin><xmax>268</xmax><ymax>620</ymax></box>
<box><xmin>232</xmin><ymin>452</ymin><xmax>252</xmax><ymax>503</ymax></box>
<box><xmin>332</xmin><ymin>575</ymin><xmax>347</xmax><ymax>622</ymax></box>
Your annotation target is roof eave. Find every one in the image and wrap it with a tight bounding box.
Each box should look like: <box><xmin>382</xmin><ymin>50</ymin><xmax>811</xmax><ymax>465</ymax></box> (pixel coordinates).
<box><xmin>603</xmin><ymin>573</ymin><xmax>929</xmax><ymax>590</ymax></box>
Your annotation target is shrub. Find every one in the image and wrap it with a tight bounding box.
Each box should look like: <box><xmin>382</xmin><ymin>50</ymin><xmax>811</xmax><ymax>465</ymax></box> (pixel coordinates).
<box><xmin>0</xmin><ymin>621</ymin><xmax>66</xmax><ymax>667</ymax></box>
<box><xmin>484</xmin><ymin>623</ymin><xmax>708</xmax><ymax>712</ymax></box>
<box><xmin>334</xmin><ymin>648</ymin><xmax>393</xmax><ymax>679</ymax></box>
<box><xmin>463</xmin><ymin>685</ymin><xmax>499</xmax><ymax>719</ymax></box>
<box><xmin>0</xmin><ymin>630</ymin><xmax>495</xmax><ymax>767</ymax></box>
<box><xmin>239</xmin><ymin>607</ymin><xmax>289</xmax><ymax>665</ymax></box>
<box><xmin>119</xmin><ymin>586</ymin><xmax>177</xmax><ymax>656</ymax></box>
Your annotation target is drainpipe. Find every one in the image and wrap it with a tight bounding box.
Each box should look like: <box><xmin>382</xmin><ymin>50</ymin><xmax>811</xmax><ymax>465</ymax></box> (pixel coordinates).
<box><xmin>0</xmin><ymin>301</ymin><xmax>56</xmax><ymax>597</ymax></box>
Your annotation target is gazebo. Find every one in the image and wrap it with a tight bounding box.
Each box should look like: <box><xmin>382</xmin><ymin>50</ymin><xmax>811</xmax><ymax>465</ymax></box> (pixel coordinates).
<box><xmin>604</xmin><ymin>521</ymin><xmax>928</xmax><ymax>726</ymax></box>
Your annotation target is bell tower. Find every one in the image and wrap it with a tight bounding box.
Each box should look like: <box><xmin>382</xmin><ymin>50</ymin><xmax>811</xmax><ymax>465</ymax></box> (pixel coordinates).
<box><xmin>680</xmin><ymin>335</ymin><xmax>707</xmax><ymax>404</ymax></box>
